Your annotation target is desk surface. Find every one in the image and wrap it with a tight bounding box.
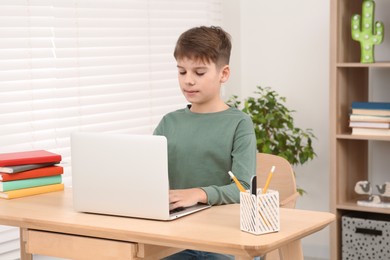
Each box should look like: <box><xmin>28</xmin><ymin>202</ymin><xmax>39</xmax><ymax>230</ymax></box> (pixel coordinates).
<box><xmin>0</xmin><ymin>189</ymin><xmax>335</xmax><ymax>258</ymax></box>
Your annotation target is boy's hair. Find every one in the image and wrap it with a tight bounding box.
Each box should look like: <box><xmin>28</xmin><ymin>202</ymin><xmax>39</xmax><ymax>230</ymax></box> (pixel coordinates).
<box><xmin>174</xmin><ymin>26</ymin><xmax>232</xmax><ymax>67</ymax></box>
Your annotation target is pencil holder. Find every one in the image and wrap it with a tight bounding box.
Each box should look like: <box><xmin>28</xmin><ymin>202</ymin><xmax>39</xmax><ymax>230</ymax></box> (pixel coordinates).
<box><xmin>240</xmin><ymin>189</ymin><xmax>280</xmax><ymax>235</ymax></box>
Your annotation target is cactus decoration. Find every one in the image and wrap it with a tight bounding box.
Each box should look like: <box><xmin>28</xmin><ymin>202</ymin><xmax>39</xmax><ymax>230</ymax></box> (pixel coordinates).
<box><xmin>351</xmin><ymin>0</ymin><xmax>384</xmax><ymax>63</ymax></box>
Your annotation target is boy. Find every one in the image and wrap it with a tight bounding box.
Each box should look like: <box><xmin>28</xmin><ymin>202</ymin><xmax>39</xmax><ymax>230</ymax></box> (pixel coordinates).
<box><xmin>154</xmin><ymin>26</ymin><xmax>257</xmax><ymax>259</ymax></box>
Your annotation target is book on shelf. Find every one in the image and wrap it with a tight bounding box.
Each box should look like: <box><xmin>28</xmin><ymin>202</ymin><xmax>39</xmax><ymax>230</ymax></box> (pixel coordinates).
<box><xmin>351</xmin><ymin>102</ymin><xmax>390</xmax><ymax>116</ymax></box>
<box><xmin>0</xmin><ymin>175</ymin><xmax>62</xmax><ymax>192</ymax></box>
<box><xmin>0</xmin><ymin>166</ymin><xmax>63</xmax><ymax>182</ymax></box>
<box><xmin>349</xmin><ymin>121</ymin><xmax>390</xmax><ymax>129</ymax></box>
<box><xmin>352</xmin><ymin>127</ymin><xmax>390</xmax><ymax>136</ymax></box>
<box><xmin>352</xmin><ymin>109</ymin><xmax>390</xmax><ymax>116</ymax></box>
<box><xmin>0</xmin><ymin>183</ymin><xmax>64</xmax><ymax>199</ymax></box>
<box><xmin>352</xmin><ymin>101</ymin><xmax>390</xmax><ymax>110</ymax></box>
<box><xmin>0</xmin><ymin>162</ymin><xmax>60</xmax><ymax>174</ymax></box>
<box><xmin>0</xmin><ymin>150</ymin><xmax>62</xmax><ymax>167</ymax></box>
<box><xmin>350</xmin><ymin>114</ymin><xmax>390</xmax><ymax>123</ymax></box>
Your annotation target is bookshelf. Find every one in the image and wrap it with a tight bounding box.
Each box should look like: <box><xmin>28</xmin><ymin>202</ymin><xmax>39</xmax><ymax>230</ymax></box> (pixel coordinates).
<box><xmin>330</xmin><ymin>0</ymin><xmax>390</xmax><ymax>259</ymax></box>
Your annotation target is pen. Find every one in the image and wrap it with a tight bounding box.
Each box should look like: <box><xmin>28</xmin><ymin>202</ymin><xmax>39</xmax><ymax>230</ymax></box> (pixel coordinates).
<box><xmin>250</xmin><ymin>175</ymin><xmax>257</xmax><ymax>195</ymax></box>
<box><xmin>228</xmin><ymin>171</ymin><xmax>246</xmax><ymax>192</ymax></box>
<box><xmin>262</xmin><ymin>166</ymin><xmax>275</xmax><ymax>194</ymax></box>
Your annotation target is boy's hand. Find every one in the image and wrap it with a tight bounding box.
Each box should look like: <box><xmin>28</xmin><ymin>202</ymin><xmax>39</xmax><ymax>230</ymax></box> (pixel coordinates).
<box><xmin>169</xmin><ymin>188</ymin><xmax>207</xmax><ymax>210</ymax></box>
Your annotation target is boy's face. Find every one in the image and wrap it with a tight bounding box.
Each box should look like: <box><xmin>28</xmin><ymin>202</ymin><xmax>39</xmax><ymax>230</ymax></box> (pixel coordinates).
<box><xmin>176</xmin><ymin>57</ymin><xmax>229</xmax><ymax>111</ymax></box>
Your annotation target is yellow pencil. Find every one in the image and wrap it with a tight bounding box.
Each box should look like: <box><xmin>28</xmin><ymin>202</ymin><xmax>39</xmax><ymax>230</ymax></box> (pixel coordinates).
<box><xmin>262</xmin><ymin>166</ymin><xmax>275</xmax><ymax>194</ymax></box>
<box><xmin>228</xmin><ymin>171</ymin><xmax>246</xmax><ymax>192</ymax></box>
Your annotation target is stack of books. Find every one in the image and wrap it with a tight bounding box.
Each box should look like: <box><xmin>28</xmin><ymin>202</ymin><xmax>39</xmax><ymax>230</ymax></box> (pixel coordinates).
<box><xmin>0</xmin><ymin>150</ymin><xmax>64</xmax><ymax>199</ymax></box>
<box><xmin>350</xmin><ymin>102</ymin><xmax>390</xmax><ymax>136</ymax></box>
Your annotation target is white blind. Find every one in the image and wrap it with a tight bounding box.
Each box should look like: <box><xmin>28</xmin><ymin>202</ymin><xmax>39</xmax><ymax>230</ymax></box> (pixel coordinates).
<box><xmin>0</xmin><ymin>0</ymin><xmax>221</xmax><ymax>258</ymax></box>
<box><xmin>0</xmin><ymin>0</ymin><xmax>222</xmax><ymax>180</ymax></box>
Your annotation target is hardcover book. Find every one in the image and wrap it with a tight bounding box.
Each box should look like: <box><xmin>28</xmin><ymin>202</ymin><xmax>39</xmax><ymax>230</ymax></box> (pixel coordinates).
<box><xmin>0</xmin><ymin>175</ymin><xmax>62</xmax><ymax>192</ymax></box>
<box><xmin>350</xmin><ymin>114</ymin><xmax>390</xmax><ymax>123</ymax></box>
<box><xmin>0</xmin><ymin>183</ymin><xmax>64</xmax><ymax>199</ymax></box>
<box><xmin>352</xmin><ymin>128</ymin><xmax>390</xmax><ymax>136</ymax></box>
<box><xmin>352</xmin><ymin>109</ymin><xmax>390</xmax><ymax>116</ymax></box>
<box><xmin>0</xmin><ymin>150</ymin><xmax>62</xmax><ymax>167</ymax></box>
<box><xmin>352</xmin><ymin>102</ymin><xmax>390</xmax><ymax>116</ymax></box>
<box><xmin>0</xmin><ymin>162</ymin><xmax>59</xmax><ymax>174</ymax></box>
<box><xmin>349</xmin><ymin>121</ymin><xmax>390</xmax><ymax>129</ymax></box>
<box><xmin>0</xmin><ymin>166</ymin><xmax>63</xmax><ymax>182</ymax></box>
<box><xmin>352</xmin><ymin>102</ymin><xmax>390</xmax><ymax>110</ymax></box>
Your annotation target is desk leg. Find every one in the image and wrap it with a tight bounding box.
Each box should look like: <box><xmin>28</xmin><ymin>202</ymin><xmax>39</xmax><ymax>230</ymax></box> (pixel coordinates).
<box><xmin>20</xmin><ymin>228</ymin><xmax>33</xmax><ymax>260</ymax></box>
<box><xmin>278</xmin><ymin>240</ymin><xmax>303</xmax><ymax>260</ymax></box>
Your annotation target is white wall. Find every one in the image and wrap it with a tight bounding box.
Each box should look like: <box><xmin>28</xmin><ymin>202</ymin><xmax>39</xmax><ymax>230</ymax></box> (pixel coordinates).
<box><xmin>222</xmin><ymin>1</ymin><xmax>330</xmax><ymax>259</ymax></box>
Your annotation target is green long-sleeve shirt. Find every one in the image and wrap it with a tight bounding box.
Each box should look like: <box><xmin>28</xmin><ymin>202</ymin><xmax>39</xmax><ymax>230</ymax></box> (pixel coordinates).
<box><xmin>153</xmin><ymin>105</ymin><xmax>256</xmax><ymax>205</ymax></box>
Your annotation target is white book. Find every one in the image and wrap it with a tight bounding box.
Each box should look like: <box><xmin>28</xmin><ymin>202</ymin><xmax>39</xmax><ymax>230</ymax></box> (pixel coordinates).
<box><xmin>349</xmin><ymin>121</ymin><xmax>390</xmax><ymax>129</ymax></box>
<box><xmin>352</xmin><ymin>127</ymin><xmax>390</xmax><ymax>136</ymax></box>
<box><xmin>350</xmin><ymin>114</ymin><xmax>390</xmax><ymax>123</ymax></box>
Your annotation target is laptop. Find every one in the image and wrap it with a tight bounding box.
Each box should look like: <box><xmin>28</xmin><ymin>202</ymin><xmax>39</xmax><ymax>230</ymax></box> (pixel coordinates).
<box><xmin>71</xmin><ymin>132</ymin><xmax>210</xmax><ymax>221</ymax></box>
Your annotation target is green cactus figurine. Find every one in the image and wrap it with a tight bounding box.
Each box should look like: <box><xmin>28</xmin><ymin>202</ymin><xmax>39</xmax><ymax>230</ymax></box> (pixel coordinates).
<box><xmin>351</xmin><ymin>0</ymin><xmax>384</xmax><ymax>63</ymax></box>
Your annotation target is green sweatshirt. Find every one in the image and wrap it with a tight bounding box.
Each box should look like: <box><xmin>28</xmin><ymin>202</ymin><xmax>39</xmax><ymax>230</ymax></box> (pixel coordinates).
<box><xmin>153</xmin><ymin>105</ymin><xmax>256</xmax><ymax>205</ymax></box>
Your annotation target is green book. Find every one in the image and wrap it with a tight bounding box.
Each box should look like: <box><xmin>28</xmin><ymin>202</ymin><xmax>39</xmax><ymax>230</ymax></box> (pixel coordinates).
<box><xmin>0</xmin><ymin>175</ymin><xmax>62</xmax><ymax>192</ymax></box>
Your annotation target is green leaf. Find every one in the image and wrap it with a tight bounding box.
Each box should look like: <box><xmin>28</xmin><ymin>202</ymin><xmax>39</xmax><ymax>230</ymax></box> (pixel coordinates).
<box><xmin>227</xmin><ymin>85</ymin><xmax>317</xmax><ymax>195</ymax></box>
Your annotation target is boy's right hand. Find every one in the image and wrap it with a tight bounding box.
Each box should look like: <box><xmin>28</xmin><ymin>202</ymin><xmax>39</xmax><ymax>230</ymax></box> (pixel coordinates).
<box><xmin>169</xmin><ymin>188</ymin><xmax>207</xmax><ymax>210</ymax></box>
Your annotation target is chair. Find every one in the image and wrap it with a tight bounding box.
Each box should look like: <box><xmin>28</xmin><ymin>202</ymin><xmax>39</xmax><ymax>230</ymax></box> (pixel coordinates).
<box><xmin>256</xmin><ymin>153</ymin><xmax>302</xmax><ymax>260</ymax></box>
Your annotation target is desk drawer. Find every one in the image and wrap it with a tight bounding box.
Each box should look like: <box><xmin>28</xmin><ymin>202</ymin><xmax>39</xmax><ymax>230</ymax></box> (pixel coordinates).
<box><xmin>24</xmin><ymin>230</ymin><xmax>137</xmax><ymax>260</ymax></box>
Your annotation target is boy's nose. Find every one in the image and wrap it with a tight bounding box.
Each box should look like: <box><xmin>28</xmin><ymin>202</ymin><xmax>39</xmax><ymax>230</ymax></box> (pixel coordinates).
<box><xmin>185</xmin><ymin>75</ymin><xmax>195</xmax><ymax>86</ymax></box>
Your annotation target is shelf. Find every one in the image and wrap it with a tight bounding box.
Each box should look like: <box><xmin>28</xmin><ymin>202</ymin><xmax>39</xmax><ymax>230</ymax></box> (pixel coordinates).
<box><xmin>337</xmin><ymin>62</ymin><xmax>390</xmax><ymax>68</ymax></box>
<box><xmin>330</xmin><ymin>0</ymin><xmax>390</xmax><ymax>258</ymax></box>
<box><xmin>336</xmin><ymin>134</ymin><xmax>390</xmax><ymax>141</ymax></box>
<box><xmin>337</xmin><ymin>202</ymin><xmax>390</xmax><ymax>215</ymax></box>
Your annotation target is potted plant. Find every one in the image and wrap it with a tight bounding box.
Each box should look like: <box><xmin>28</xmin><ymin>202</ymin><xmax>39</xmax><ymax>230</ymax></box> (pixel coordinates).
<box><xmin>228</xmin><ymin>86</ymin><xmax>316</xmax><ymax>195</ymax></box>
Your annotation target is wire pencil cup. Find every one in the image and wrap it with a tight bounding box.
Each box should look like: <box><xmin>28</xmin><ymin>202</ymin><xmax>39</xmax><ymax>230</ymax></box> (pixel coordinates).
<box><xmin>240</xmin><ymin>189</ymin><xmax>280</xmax><ymax>235</ymax></box>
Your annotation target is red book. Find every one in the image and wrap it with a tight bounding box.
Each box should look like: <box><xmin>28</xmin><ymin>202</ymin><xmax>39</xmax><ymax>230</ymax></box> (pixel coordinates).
<box><xmin>0</xmin><ymin>166</ymin><xmax>64</xmax><ymax>182</ymax></box>
<box><xmin>0</xmin><ymin>150</ymin><xmax>62</xmax><ymax>167</ymax></box>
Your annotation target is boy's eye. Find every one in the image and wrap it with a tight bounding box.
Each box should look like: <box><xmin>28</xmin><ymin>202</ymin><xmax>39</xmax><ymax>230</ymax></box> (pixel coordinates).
<box><xmin>196</xmin><ymin>72</ymin><xmax>205</xmax><ymax>76</ymax></box>
<box><xmin>179</xmin><ymin>71</ymin><xmax>186</xmax><ymax>75</ymax></box>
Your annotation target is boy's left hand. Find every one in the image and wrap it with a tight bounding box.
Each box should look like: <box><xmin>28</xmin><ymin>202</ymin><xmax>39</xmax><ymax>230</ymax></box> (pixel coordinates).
<box><xmin>169</xmin><ymin>188</ymin><xmax>207</xmax><ymax>210</ymax></box>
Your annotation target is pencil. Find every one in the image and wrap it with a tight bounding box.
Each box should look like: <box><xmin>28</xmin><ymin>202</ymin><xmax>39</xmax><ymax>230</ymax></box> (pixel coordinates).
<box><xmin>228</xmin><ymin>171</ymin><xmax>246</xmax><ymax>192</ymax></box>
<box><xmin>262</xmin><ymin>166</ymin><xmax>275</xmax><ymax>194</ymax></box>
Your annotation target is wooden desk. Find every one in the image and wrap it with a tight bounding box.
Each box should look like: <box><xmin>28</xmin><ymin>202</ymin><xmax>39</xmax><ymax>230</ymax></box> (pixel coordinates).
<box><xmin>0</xmin><ymin>189</ymin><xmax>334</xmax><ymax>260</ymax></box>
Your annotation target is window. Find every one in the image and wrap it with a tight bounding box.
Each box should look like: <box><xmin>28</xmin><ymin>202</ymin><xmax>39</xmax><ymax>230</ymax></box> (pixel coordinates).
<box><xmin>0</xmin><ymin>0</ymin><xmax>221</xmax><ymax>256</ymax></box>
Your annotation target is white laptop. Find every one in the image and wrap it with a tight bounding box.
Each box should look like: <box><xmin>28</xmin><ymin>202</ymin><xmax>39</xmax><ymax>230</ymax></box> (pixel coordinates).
<box><xmin>71</xmin><ymin>132</ymin><xmax>210</xmax><ymax>221</ymax></box>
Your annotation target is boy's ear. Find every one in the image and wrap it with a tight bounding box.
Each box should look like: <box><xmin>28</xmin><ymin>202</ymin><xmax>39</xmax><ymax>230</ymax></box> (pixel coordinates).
<box><xmin>220</xmin><ymin>65</ymin><xmax>230</xmax><ymax>83</ymax></box>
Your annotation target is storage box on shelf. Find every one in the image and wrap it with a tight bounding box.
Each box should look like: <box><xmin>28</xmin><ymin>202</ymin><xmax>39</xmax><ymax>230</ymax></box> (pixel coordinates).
<box><xmin>342</xmin><ymin>212</ymin><xmax>390</xmax><ymax>259</ymax></box>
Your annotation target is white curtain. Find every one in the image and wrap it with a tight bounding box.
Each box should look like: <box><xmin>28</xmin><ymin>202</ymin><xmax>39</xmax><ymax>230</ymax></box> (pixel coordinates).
<box><xmin>0</xmin><ymin>0</ymin><xmax>221</xmax><ymax>258</ymax></box>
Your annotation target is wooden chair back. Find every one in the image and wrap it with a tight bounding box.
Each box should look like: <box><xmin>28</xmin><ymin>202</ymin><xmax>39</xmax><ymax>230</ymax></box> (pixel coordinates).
<box><xmin>256</xmin><ymin>153</ymin><xmax>302</xmax><ymax>260</ymax></box>
<box><xmin>256</xmin><ymin>153</ymin><xmax>299</xmax><ymax>209</ymax></box>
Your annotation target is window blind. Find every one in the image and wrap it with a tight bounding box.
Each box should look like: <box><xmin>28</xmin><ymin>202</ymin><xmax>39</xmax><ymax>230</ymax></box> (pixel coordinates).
<box><xmin>0</xmin><ymin>0</ymin><xmax>222</xmax><ymax>257</ymax></box>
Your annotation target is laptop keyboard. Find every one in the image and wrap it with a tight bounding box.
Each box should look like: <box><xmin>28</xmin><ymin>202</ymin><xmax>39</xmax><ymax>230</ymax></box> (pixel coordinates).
<box><xmin>169</xmin><ymin>207</ymin><xmax>185</xmax><ymax>214</ymax></box>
